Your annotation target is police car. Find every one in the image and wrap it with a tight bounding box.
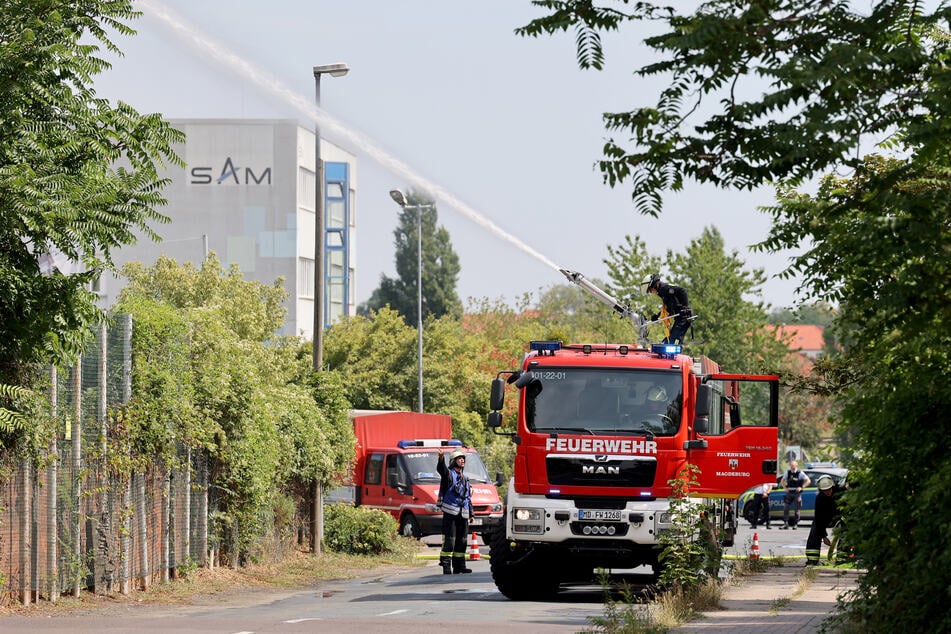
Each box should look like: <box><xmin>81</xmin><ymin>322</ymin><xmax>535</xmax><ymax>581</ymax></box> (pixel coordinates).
<box><xmin>737</xmin><ymin>464</ymin><xmax>849</xmax><ymax>526</ymax></box>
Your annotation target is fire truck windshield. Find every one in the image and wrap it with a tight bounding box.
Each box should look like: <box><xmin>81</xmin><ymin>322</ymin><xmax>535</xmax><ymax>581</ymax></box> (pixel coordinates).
<box><xmin>524</xmin><ymin>368</ymin><xmax>683</xmax><ymax>437</ymax></box>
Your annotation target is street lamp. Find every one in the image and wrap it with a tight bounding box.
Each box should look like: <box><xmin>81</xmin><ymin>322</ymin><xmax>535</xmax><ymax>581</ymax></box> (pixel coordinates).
<box><xmin>312</xmin><ymin>62</ymin><xmax>349</xmax><ymax>373</ymax></box>
<box><xmin>389</xmin><ymin>188</ymin><xmax>432</xmax><ymax>413</ymax></box>
<box><xmin>311</xmin><ymin>63</ymin><xmax>349</xmax><ymax>557</ymax></box>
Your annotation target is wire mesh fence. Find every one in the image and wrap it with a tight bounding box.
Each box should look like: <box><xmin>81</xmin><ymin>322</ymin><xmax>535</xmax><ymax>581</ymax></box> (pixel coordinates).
<box><xmin>0</xmin><ymin>316</ymin><xmax>235</xmax><ymax>604</ymax></box>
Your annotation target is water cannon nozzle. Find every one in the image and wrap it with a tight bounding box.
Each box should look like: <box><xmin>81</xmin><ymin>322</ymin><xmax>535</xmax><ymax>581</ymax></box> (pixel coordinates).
<box><xmin>560</xmin><ymin>268</ymin><xmax>580</xmax><ymax>283</ymax></box>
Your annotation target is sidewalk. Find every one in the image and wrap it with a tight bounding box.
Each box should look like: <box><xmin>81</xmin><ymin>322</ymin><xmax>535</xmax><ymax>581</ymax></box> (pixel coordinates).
<box><xmin>674</xmin><ymin>563</ymin><xmax>861</xmax><ymax>633</ymax></box>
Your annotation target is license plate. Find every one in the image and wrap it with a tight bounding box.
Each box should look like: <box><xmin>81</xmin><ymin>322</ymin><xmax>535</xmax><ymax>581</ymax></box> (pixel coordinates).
<box><xmin>469</xmin><ymin>518</ymin><xmax>482</xmax><ymax>526</ymax></box>
<box><xmin>577</xmin><ymin>509</ymin><xmax>622</xmax><ymax>521</ymax></box>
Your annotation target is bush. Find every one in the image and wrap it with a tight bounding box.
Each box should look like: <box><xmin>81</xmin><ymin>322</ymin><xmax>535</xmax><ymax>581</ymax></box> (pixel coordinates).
<box><xmin>323</xmin><ymin>503</ymin><xmax>399</xmax><ymax>555</ymax></box>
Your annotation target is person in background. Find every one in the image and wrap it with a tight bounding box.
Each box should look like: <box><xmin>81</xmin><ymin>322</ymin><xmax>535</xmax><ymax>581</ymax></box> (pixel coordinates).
<box><xmin>645</xmin><ymin>274</ymin><xmax>692</xmax><ymax>345</ymax></box>
<box><xmin>781</xmin><ymin>460</ymin><xmax>811</xmax><ymax>529</ymax></box>
<box><xmin>805</xmin><ymin>476</ymin><xmax>840</xmax><ymax>565</ymax></box>
<box><xmin>437</xmin><ymin>449</ymin><xmax>473</xmax><ymax>574</ymax></box>
<box><xmin>749</xmin><ymin>480</ymin><xmax>775</xmax><ymax>529</ymax></box>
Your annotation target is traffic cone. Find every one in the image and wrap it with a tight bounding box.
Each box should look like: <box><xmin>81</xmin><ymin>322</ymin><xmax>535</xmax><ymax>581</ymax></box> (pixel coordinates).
<box><xmin>750</xmin><ymin>531</ymin><xmax>760</xmax><ymax>560</ymax></box>
<box><xmin>468</xmin><ymin>532</ymin><xmax>481</xmax><ymax>561</ymax></box>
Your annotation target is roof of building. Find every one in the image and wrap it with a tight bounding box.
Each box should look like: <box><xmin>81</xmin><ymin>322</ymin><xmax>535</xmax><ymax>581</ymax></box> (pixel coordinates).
<box><xmin>772</xmin><ymin>324</ymin><xmax>826</xmax><ymax>352</ymax></box>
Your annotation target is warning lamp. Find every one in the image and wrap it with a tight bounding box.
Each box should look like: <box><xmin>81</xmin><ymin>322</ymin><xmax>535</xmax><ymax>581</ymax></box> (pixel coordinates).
<box><xmin>651</xmin><ymin>343</ymin><xmax>682</xmax><ymax>358</ymax></box>
<box><xmin>530</xmin><ymin>340</ymin><xmax>562</xmax><ymax>353</ymax></box>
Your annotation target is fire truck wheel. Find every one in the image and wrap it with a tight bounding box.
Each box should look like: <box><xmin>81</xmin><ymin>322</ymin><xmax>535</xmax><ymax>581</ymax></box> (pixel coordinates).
<box><xmin>399</xmin><ymin>513</ymin><xmax>421</xmax><ymax>539</ymax></box>
<box><xmin>488</xmin><ymin>526</ymin><xmax>559</xmax><ymax>600</ymax></box>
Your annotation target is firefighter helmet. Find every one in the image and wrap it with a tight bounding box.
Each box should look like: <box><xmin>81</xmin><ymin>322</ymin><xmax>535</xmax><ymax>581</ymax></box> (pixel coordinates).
<box><xmin>644</xmin><ymin>274</ymin><xmax>661</xmax><ymax>293</ymax></box>
<box><xmin>449</xmin><ymin>450</ymin><xmax>466</xmax><ymax>464</ymax></box>
<box><xmin>647</xmin><ymin>385</ymin><xmax>667</xmax><ymax>402</ymax></box>
<box><xmin>817</xmin><ymin>475</ymin><xmax>834</xmax><ymax>491</ymax></box>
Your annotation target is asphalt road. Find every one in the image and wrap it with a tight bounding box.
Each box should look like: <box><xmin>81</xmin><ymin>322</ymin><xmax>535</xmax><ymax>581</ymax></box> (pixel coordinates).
<box><xmin>1</xmin><ymin>524</ymin><xmax>808</xmax><ymax>633</ymax></box>
<box><xmin>0</xmin><ymin>544</ymin><xmax>639</xmax><ymax>634</ymax></box>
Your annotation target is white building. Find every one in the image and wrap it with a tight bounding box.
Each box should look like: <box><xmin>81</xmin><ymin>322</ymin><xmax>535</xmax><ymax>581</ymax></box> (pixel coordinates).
<box><xmin>99</xmin><ymin>119</ymin><xmax>358</xmax><ymax>339</ymax></box>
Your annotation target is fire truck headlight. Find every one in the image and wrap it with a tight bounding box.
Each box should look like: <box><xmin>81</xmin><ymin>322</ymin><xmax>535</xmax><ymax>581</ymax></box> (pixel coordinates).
<box><xmin>514</xmin><ymin>508</ymin><xmax>541</xmax><ymax>521</ymax></box>
<box><xmin>512</xmin><ymin>507</ymin><xmax>544</xmax><ymax>534</ymax></box>
<box><xmin>490</xmin><ymin>503</ymin><xmax>504</xmax><ymax>513</ymax></box>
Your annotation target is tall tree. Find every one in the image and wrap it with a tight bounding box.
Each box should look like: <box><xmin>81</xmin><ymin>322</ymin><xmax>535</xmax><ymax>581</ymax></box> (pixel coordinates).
<box><xmin>762</xmin><ymin>155</ymin><xmax>951</xmax><ymax>630</ymax></box>
<box><xmin>361</xmin><ymin>190</ymin><xmax>462</xmax><ymax>323</ymax></box>
<box><xmin>0</xmin><ymin>1</ymin><xmax>183</xmax><ymax>385</ymax></box>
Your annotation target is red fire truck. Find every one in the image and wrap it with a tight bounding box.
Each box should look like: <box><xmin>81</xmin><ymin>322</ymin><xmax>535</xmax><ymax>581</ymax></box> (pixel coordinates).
<box><xmin>484</xmin><ymin>271</ymin><xmax>779</xmax><ymax>599</ymax></box>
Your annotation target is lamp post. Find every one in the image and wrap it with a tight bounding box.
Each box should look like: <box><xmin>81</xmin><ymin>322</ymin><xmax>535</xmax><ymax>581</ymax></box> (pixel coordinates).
<box><xmin>389</xmin><ymin>189</ymin><xmax>432</xmax><ymax>413</ymax></box>
<box><xmin>312</xmin><ymin>62</ymin><xmax>349</xmax><ymax>373</ymax></box>
<box><xmin>311</xmin><ymin>63</ymin><xmax>348</xmax><ymax>557</ymax></box>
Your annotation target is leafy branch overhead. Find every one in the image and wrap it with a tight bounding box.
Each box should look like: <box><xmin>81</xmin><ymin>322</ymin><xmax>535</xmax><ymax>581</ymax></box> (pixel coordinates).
<box><xmin>518</xmin><ymin>1</ymin><xmax>950</xmax><ymax>215</ymax></box>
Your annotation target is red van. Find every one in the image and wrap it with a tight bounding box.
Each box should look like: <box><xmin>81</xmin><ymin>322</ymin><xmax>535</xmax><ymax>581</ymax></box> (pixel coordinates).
<box><xmin>350</xmin><ymin>411</ymin><xmax>503</xmax><ymax>538</ymax></box>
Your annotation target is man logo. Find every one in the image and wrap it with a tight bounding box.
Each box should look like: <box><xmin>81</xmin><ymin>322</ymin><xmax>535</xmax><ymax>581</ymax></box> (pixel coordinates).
<box><xmin>729</xmin><ymin>458</ymin><xmax>739</xmax><ymax>469</ymax></box>
<box><xmin>582</xmin><ymin>465</ymin><xmax>620</xmax><ymax>475</ymax></box>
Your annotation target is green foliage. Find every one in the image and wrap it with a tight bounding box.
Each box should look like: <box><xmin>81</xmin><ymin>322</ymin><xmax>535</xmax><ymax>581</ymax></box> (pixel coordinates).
<box><xmin>519</xmin><ymin>1</ymin><xmax>950</xmax><ymax>215</ymax></box>
<box><xmin>324</xmin><ymin>307</ymin><xmax>419</xmax><ymax>411</ymax></box>
<box><xmin>588</xmin><ymin>570</ymin><xmax>662</xmax><ymax>633</ymax></box>
<box><xmin>658</xmin><ymin>464</ymin><xmax>721</xmax><ymax>593</ymax></box>
<box><xmin>323</xmin><ymin>503</ymin><xmax>400</xmax><ymax>555</ymax></box>
<box><xmin>0</xmin><ymin>373</ymin><xmax>57</xmax><ymax>456</ymax></box>
<box><xmin>360</xmin><ymin>190</ymin><xmax>462</xmax><ymax>323</ymax></box>
<box><xmin>0</xmin><ymin>383</ymin><xmax>30</xmax><ymax>434</ymax></box>
<box><xmin>763</xmin><ymin>155</ymin><xmax>951</xmax><ymax>631</ymax></box>
<box><xmin>114</xmin><ymin>255</ymin><xmax>353</xmax><ymax>561</ymax></box>
<box><xmin>769</xmin><ymin>302</ymin><xmax>838</xmax><ymax>328</ymax></box>
<box><xmin>0</xmin><ymin>0</ymin><xmax>183</xmax><ymax>379</ymax></box>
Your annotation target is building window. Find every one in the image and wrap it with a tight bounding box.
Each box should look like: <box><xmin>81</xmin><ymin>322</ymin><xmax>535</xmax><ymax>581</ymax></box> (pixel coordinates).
<box><xmin>299</xmin><ymin>168</ymin><xmax>315</xmax><ymax>211</ymax></box>
<box><xmin>327</xmin><ymin>182</ymin><xmax>344</xmax><ymax>199</ymax></box>
<box><xmin>327</xmin><ymin>200</ymin><xmax>345</xmax><ymax>227</ymax></box>
<box><xmin>298</xmin><ymin>258</ymin><xmax>314</xmax><ymax>298</ymax></box>
<box><xmin>330</xmin><ymin>250</ymin><xmax>344</xmax><ymax>276</ymax></box>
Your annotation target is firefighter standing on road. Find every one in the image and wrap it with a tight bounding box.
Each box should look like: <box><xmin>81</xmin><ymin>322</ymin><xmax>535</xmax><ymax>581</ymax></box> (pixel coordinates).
<box><xmin>645</xmin><ymin>274</ymin><xmax>692</xmax><ymax>345</ymax></box>
<box><xmin>437</xmin><ymin>449</ymin><xmax>473</xmax><ymax>574</ymax></box>
<box><xmin>805</xmin><ymin>476</ymin><xmax>840</xmax><ymax>565</ymax></box>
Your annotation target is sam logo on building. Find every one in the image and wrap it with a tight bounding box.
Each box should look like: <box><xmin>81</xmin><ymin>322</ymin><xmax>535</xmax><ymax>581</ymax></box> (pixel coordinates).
<box><xmin>190</xmin><ymin>157</ymin><xmax>272</xmax><ymax>185</ymax></box>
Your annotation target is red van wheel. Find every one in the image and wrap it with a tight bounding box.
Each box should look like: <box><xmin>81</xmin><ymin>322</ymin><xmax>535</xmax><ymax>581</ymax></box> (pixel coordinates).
<box><xmin>400</xmin><ymin>514</ymin><xmax>421</xmax><ymax>539</ymax></box>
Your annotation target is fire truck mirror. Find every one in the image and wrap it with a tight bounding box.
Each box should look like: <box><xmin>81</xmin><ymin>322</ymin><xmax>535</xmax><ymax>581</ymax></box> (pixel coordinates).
<box><xmin>695</xmin><ymin>384</ymin><xmax>712</xmax><ymax>417</ymax></box>
<box><xmin>487</xmin><ymin>411</ymin><xmax>503</xmax><ymax>428</ymax></box>
<box><xmin>694</xmin><ymin>415</ymin><xmax>709</xmax><ymax>434</ymax></box>
<box><xmin>490</xmin><ymin>378</ymin><xmax>506</xmax><ymax>411</ymax></box>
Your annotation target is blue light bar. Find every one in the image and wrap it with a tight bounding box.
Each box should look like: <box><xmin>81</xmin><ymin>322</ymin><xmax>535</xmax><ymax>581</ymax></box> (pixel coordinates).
<box><xmin>397</xmin><ymin>440</ymin><xmax>421</xmax><ymax>448</ymax></box>
<box><xmin>651</xmin><ymin>343</ymin><xmax>682</xmax><ymax>357</ymax></box>
<box><xmin>530</xmin><ymin>340</ymin><xmax>562</xmax><ymax>352</ymax></box>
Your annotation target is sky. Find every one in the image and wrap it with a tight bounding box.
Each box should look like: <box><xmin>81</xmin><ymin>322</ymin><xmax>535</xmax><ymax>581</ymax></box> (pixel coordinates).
<box><xmin>93</xmin><ymin>0</ymin><xmax>806</xmax><ymax>311</ymax></box>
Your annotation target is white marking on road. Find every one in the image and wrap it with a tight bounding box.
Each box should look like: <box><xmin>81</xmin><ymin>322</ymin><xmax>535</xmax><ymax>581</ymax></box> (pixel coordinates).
<box><xmin>285</xmin><ymin>618</ymin><xmax>323</xmax><ymax>623</ymax></box>
<box><xmin>377</xmin><ymin>609</ymin><xmax>408</xmax><ymax>616</ymax></box>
